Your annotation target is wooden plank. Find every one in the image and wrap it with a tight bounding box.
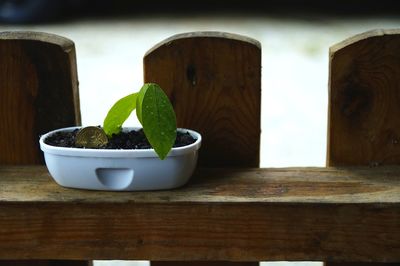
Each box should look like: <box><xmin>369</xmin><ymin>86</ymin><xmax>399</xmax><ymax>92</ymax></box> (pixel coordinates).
<box><xmin>325</xmin><ymin>263</ymin><xmax>398</xmax><ymax>266</ymax></box>
<box><xmin>327</xmin><ymin>29</ymin><xmax>400</xmax><ymax>266</ymax></box>
<box><xmin>0</xmin><ymin>165</ymin><xmax>398</xmax><ymax>262</ymax></box>
<box><xmin>328</xmin><ymin>29</ymin><xmax>400</xmax><ymax>167</ymax></box>
<box><xmin>0</xmin><ymin>31</ymin><xmax>81</xmax><ymax>165</ymax></box>
<box><xmin>0</xmin><ymin>31</ymin><xmax>85</xmax><ymax>266</ymax></box>
<box><xmin>1</xmin><ymin>166</ymin><xmax>399</xmax><ymax>204</ymax></box>
<box><xmin>0</xmin><ymin>261</ymin><xmax>92</xmax><ymax>266</ymax></box>
<box><xmin>144</xmin><ymin>31</ymin><xmax>261</xmax><ymax>266</ymax></box>
<box><xmin>151</xmin><ymin>263</ymin><xmax>258</xmax><ymax>266</ymax></box>
<box><xmin>144</xmin><ymin>31</ymin><xmax>261</xmax><ymax>168</ymax></box>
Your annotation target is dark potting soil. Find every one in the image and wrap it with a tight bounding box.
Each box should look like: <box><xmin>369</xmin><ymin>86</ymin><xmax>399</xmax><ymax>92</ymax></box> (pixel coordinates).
<box><xmin>44</xmin><ymin>128</ymin><xmax>196</xmax><ymax>149</ymax></box>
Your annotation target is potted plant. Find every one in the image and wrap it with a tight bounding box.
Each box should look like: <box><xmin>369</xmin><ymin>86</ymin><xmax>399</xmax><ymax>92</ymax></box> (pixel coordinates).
<box><xmin>39</xmin><ymin>83</ymin><xmax>202</xmax><ymax>191</ymax></box>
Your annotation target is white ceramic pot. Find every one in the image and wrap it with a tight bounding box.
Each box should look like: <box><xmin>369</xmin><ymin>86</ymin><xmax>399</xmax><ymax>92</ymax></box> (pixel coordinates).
<box><xmin>39</xmin><ymin>127</ymin><xmax>201</xmax><ymax>191</ymax></box>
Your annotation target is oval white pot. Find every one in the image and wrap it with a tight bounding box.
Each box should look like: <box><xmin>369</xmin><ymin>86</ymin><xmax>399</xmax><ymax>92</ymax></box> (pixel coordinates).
<box><xmin>39</xmin><ymin>127</ymin><xmax>202</xmax><ymax>191</ymax></box>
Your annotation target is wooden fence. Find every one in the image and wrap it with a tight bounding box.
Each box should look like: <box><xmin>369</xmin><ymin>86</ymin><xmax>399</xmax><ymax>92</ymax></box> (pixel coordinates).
<box><xmin>0</xmin><ymin>30</ymin><xmax>398</xmax><ymax>266</ymax></box>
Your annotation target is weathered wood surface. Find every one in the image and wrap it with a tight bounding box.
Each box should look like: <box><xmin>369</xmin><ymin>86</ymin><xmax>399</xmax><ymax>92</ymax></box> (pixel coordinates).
<box><xmin>152</xmin><ymin>263</ymin><xmax>259</xmax><ymax>266</ymax></box>
<box><xmin>0</xmin><ymin>31</ymin><xmax>85</xmax><ymax>265</ymax></box>
<box><xmin>144</xmin><ymin>31</ymin><xmax>261</xmax><ymax>168</ymax></box>
<box><xmin>0</xmin><ymin>31</ymin><xmax>81</xmax><ymax>165</ymax></box>
<box><xmin>0</xmin><ymin>261</ymin><xmax>93</xmax><ymax>266</ymax></box>
<box><xmin>325</xmin><ymin>263</ymin><xmax>398</xmax><ymax>266</ymax></box>
<box><xmin>0</xmin><ymin>165</ymin><xmax>399</xmax><ymax>262</ymax></box>
<box><xmin>145</xmin><ymin>31</ymin><xmax>261</xmax><ymax>266</ymax></box>
<box><xmin>1</xmin><ymin>166</ymin><xmax>399</xmax><ymax>204</ymax></box>
<box><xmin>328</xmin><ymin>29</ymin><xmax>400</xmax><ymax>167</ymax></box>
<box><xmin>327</xmin><ymin>29</ymin><xmax>400</xmax><ymax>266</ymax></box>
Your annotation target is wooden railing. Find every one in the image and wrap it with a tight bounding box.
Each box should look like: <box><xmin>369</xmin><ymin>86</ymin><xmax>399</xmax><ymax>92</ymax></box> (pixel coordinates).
<box><xmin>0</xmin><ymin>30</ymin><xmax>399</xmax><ymax>266</ymax></box>
<box><xmin>0</xmin><ymin>165</ymin><xmax>399</xmax><ymax>262</ymax></box>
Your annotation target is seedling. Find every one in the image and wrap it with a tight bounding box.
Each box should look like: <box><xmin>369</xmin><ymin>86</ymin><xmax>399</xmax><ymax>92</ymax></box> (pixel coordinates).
<box><xmin>103</xmin><ymin>83</ymin><xmax>177</xmax><ymax>160</ymax></box>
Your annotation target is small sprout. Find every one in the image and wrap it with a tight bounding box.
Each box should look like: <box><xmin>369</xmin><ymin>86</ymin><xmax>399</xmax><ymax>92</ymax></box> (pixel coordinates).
<box><xmin>103</xmin><ymin>83</ymin><xmax>177</xmax><ymax>160</ymax></box>
<box><xmin>103</xmin><ymin>93</ymin><xmax>138</xmax><ymax>137</ymax></box>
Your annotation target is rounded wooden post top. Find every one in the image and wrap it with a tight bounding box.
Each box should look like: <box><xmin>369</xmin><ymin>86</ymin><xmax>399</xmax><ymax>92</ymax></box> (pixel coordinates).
<box><xmin>0</xmin><ymin>31</ymin><xmax>74</xmax><ymax>50</ymax></box>
<box><xmin>145</xmin><ymin>31</ymin><xmax>261</xmax><ymax>57</ymax></box>
<box><xmin>143</xmin><ymin>31</ymin><xmax>262</xmax><ymax>167</ymax></box>
<box><xmin>0</xmin><ymin>30</ymin><xmax>80</xmax><ymax>165</ymax></box>
<box><xmin>328</xmin><ymin>28</ymin><xmax>400</xmax><ymax>166</ymax></box>
<box><xmin>330</xmin><ymin>29</ymin><xmax>400</xmax><ymax>55</ymax></box>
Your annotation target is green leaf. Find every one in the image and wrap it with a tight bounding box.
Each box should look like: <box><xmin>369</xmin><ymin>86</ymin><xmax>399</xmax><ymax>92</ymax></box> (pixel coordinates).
<box><xmin>136</xmin><ymin>83</ymin><xmax>150</xmax><ymax>125</ymax></box>
<box><xmin>141</xmin><ymin>83</ymin><xmax>176</xmax><ymax>160</ymax></box>
<box><xmin>103</xmin><ymin>92</ymin><xmax>138</xmax><ymax>137</ymax></box>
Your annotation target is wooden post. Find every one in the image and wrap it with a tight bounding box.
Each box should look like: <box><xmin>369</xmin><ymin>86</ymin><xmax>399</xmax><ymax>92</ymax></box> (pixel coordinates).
<box><xmin>144</xmin><ymin>31</ymin><xmax>261</xmax><ymax>168</ymax></box>
<box><xmin>327</xmin><ymin>29</ymin><xmax>400</xmax><ymax>265</ymax></box>
<box><xmin>0</xmin><ymin>31</ymin><xmax>87</xmax><ymax>266</ymax></box>
<box><xmin>144</xmin><ymin>31</ymin><xmax>261</xmax><ymax>265</ymax></box>
<box><xmin>328</xmin><ymin>29</ymin><xmax>400</xmax><ymax>167</ymax></box>
<box><xmin>0</xmin><ymin>31</ymin><xmax>81</xmax><ymax>165</ymax></box>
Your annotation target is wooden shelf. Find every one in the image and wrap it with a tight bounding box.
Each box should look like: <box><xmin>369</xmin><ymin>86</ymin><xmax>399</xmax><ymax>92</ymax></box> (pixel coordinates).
<box><xmin>0</xmin><ymin>165</ymin><xmax>399</xmax><ymax>262</ymax></box>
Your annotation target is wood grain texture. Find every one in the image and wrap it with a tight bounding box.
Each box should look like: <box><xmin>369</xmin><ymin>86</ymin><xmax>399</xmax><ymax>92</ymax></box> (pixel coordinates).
<box><xmin>151</xmin><ymin>263</ymin><xmax>258</xmax><ymax>266</ymax></box>
<box><xmin>144</xmin><ymin>31</ymin><xmax>261</xmax><ymax>167</ymax></box>
<box><xmin>0</xmin><ymin>31</ymin><xmax>85</xmax><ymax>266</ymax></box>
<box><xmin>0</xmin><ymin>31</ymin><xmax>81</xmax><ymax>165</ymax></box>
<box><xmin>328</xmin><ymin>29</ymin><xmax>400</xmax><ymax>166</ymax></box>
<box><xmin>0</xmin><ymin>261</ymin><xmax>92</xmax><ymax>266</ymax></box>
<box><xmin>1</xmin><ymin>166</ymin><xmax>399</xmax><ymax>204</ymax></box>
<box><xmin>327</xmin><ymin>29</ymin><xmax>400</xmax><ymax>266</ymax></box>
<box><xmin>325</xmin><ymin>263</ymin><xmax>398</xmax><ymax>266</ymax></box>
<box><xmin>0</xmin><ymin>165</ymin><xmax>398</xmax><ymax>262</ymax></box>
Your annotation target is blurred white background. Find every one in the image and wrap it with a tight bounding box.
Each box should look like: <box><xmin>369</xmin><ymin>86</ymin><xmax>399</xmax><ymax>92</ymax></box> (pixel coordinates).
<box><xmin>1</xmin><ymin>2</ymin><xmax>399</xmax><ymax>265</ymax></box>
